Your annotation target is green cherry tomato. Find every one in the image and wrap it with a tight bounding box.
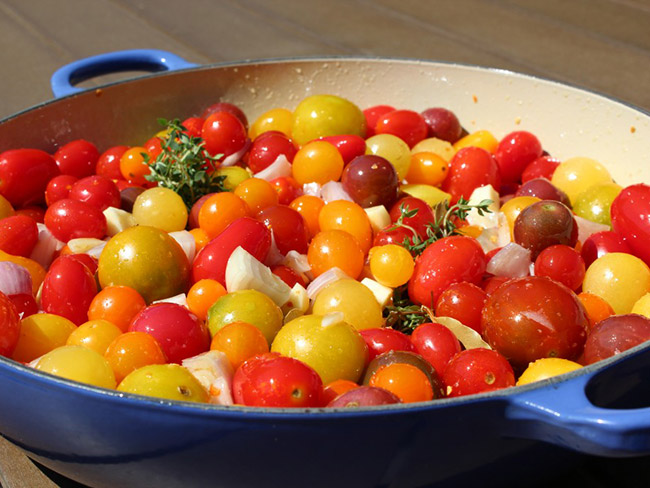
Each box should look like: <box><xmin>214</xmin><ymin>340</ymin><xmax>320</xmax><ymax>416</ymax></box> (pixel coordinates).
<box><xmin>291</xmin><ymin>95</ymin><xmax>366</xmax><ymax>145</ymax></box>
<box><xmin>117</xmin><ymin>364</ymin><xmax>208</xmax><ymax>403</ymax></box>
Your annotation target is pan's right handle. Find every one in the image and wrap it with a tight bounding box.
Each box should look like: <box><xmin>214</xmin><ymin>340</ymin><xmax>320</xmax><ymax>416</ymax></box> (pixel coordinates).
<box><xmin>50</xmin><ymin>49</ymin><xmax>197</xmax><ymax>98</ymax></box>
<box><xmin>505</xmin><ymin>346</ymin><xmax>650</xmax><ymax>456</ymax></box>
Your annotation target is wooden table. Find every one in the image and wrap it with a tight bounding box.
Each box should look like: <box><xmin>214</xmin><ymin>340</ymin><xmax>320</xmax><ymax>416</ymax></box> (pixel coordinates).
<box><xmin>1</xmin><ymin>0</ymin><xmax>649</xmax><ymax>486</ymax></box>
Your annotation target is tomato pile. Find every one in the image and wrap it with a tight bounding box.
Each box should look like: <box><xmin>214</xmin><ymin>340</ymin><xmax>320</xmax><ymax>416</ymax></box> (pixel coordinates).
<box><xmin>1</xmin><ymin>94</ymin><xmax>650</xmax><ymax>409</ymax></box>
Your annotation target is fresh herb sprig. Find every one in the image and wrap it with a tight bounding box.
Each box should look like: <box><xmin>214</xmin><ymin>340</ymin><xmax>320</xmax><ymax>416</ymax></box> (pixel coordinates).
<box><xmin>384</xmin><ymin>285</ymin><xmax>435</xmax><ymax>334</ymax></box>
<box><xmin>144</xmin><ymin>118</ymin><xmax>227</xmax><ymax>209</ymax></box>
<box><xmin>388</xmin><ymin>197</ymin><xmax>493</xmax><ymax>256</ymax></box>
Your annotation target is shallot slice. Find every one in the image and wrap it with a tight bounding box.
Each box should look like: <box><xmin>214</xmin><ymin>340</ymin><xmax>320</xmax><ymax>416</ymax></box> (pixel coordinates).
<box><xmin>321</xmin><ymin>181</ymin><xmax>354</xmax><ymax>203</ymax></box>
<box><xmin>0</xmin><ymin>261</ymin><xmax>32</xmax><ymax>296</ymax></box>
<box><xmin>253</xmin><ymin>154</ymin><xmax>292</xmax><ymax>181</ymax></box>
<box><xmin>220</xmin><ymin>139</ymin><xmax>251</xmax><ymax>167</ymax></box>
<box><xmin>486</xmin><ymin>243</ymin><xmax>532</xmax><ymax>278</ymax></box>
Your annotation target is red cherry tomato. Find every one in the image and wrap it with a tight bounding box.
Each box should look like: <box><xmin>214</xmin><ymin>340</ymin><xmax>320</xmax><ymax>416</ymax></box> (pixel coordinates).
<box><xmin>271</xmin><ymin>265</ymin><xmax>306</xmax><ymax>288</ymax></box>
<box><xmin>534</xmin><ymin>245</ymin><xmax>586</xmax><ymax>291</ymax></box>
<box><xmin>256</xmin><ymin>205</ymin><xmax>309</xmax><ymax>255</ymax></box>
<box><xmin>481</xmin><ymin>276</ymin><xmax>588</xmax><ymax>370</ymax></box>
<box><xmin>442</xmin><ymin>348</ymin><xmax>515</xmax><ymax>397</ymax></box>
<box><xmin>96</xmin><ymin>145</ymin><xmax>129</xmax><ymax>180</ymax></box>
<box><xmin>359</xmin><ymin>328</ymin><xmax>415</xmax><ymax>364</ymax></box>
<box><xmin>45</xmin><ymin>175</ymin><xmax>79</xmax><ymax>206</ymax></box>
<box><xmin>363</xmin><ymin>105</ymin><xmax>395</xmax><ymax>138</ymax></box>
<box><xmin>442</xmin><ymin>147</ymin><xmax>501</xmax><ymax>203</ymax></box>
<box><xmin>232</xmin><ymin>353</ymin><xmax>323</xmax><ymax>408</ymax></box>
<box><xmin>201</xmin><ymin>102</ymin><xmax>248</xmax><ymax>129</ymax></box>
<box><xmin>410</xmin><ymin>322</ymin><xmax>461</xmax><ymax>377</ymax></box>
<box><xmin>580</xmin><ymin>230</ymin><xmax>632</xmax><ymax>268</ymax></box>
<box><xmin>611</xmin><ymin>184</ymin><xmax>650</xmax><ymax>266</ymax></box>
<box><xmin>144</xmin><ymin>137</ymin><xmax>163</xmax><ymax>160</ymax></box>
<box><xmin>388</xmin><ymin>196</ymin><xmax>434</xmax><ymax>239</ymax></box>
<box><xmin>181</xmin><ymin>117</ymin><xmax>205</xmax><ymax>138</ymax></box>
<box><xmin>481</xmin><ymin>275</ymin><xmax>511</xmax><ymax>295</ymax></box>
<box><xmin>270</xmin><ymin>177</ymin><xmax>302</xmax><ymax>206</ymax></box>
<box><xmin>583</xmin><ymin>314</ymin><xmax>650</xmax><ymax>365</ymax></box>
<box><xmin>248</xmin><ymin>133</ymin><xmax>297</xmax><ymax>173</ymax></box>
<box><xmin>44</xmin><ymin>198</ymin><xmax>107</xmax><ymax>242</ymax></box>
<box><xmin>41</xmin><ymin>255</ymin><xmax>98</xmax><ymax>325</ymax></box>
<box><xmin>435</xmin><ymin>282</ymin><xmax>487</xmax><ymax>333</ymax></box>
<box><xmin>67</xmin><ymin>253</ymin><xmax>99</xmax><ymax>275</ymax></box>
<box><xmin>494</xmin><ymin>131</ymin><xmax>543</xmax><ymax>184</ymax></box>
<box><xmin>521</xmin><ymin>155</ymin><xmax>560</xmax><ymax>183</ymax></box>
<box><xmin>15</xmin><ymin>206</ymin><xmax>45</xmax><ymax>224</ymax></box>
<box><xmin>373</xmin><ymin>225</ymin><xmax>417</xmax><ymax>248</ymax></box>
<box><xmin>0</xmin><ymin>292</ymin><xmax>20</xmax><ymax>357</ymax></box>
<box><xmin>192</xmin><ymin>217</ymin><xmax>271</xmax><ymax>286</ymax></box>
<box><xmin>319</xmin><ymin>134</ymin><xmax>366</xmax><ymax>165</ymax></box>
<box><xmin>375</xmin><ymin>110</ymin><xmax>428</xmax><ymax>148</ymax></box>
<box><xmin>202</xmin><ymin>112</ymin><xmax>248</xmax><ymax>158</ymax></box>
<box><xmin>8</xmin><ymin>293</ymin><xmax>38</xmax><ymax>320</ymax></box>
<box><xmin>68</xmin><ymin>175</ymin><xmax>121</xmax><ymax>211</ymax></box>
<box><xmin>129</xmin><ymin>303</ymin><xmax>210</xmax><ymax>364</ymax></box>
<box><xmin>408</xmin><ymin>236</ymin><xmax>487</xmax><ymax>307</ymax></box>
<box><xmin>53</xmin><ymin>139</ymin><xmax>100</xmax><ymax>178</ymax></box>
<box><xmin>0</xmin><ymin>149</ymin><xmax>60</xmax><ymax>207</ymax></box>
<box><xmin>0</xmin><ymin>215</ymin><xmax>39</xmax><ymax>257</ymax></box>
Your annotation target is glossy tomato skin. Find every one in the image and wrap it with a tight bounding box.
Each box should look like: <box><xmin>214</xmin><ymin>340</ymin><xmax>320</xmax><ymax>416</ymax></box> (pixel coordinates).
<box><xmin>363</xmin><ymin>105</ymin><xmax>395</xmax><ymax>138</ymax></box>
<box><xmin>45</xmin><ymin>175</ymin><xmax>78</xmax><ymax>206</ymax></box>
<box><xmin>44</xmin><ymin>198</ymin><xmax>107</xmax><ymax>242</ymax></box>
<box><xmin>442</xmin><ymin>348</ymin><xmax>515</xmax><ymax>397</ymax></box>
<box><xmin>0</xmin><ymin>215</ymin><xmax>39</xmax><ymax>257</ymax></box>
<box><xmin>270</xmin><ymin>177</ymin><xmax>302</xmax><ymax>206</ymax></box>
<box><xmin>583</xmin><ymin>314</ymin><xmax>650</xmax><ymax>365</ymax></box>
<box><xmin>0</xmin><ymin>149</ymin><xmax>60</xmax><ymax>207</ymax></box>
<box><xmin>581</xmin><ymin>230</ymin><xmax>632</xmax><ymax>268</ymax></box>
<box><xmin>388</xmin><ymin>196</ymin><xmax>434</xmax><ymax>239</ymax></box>
<box><xmin>129</xmin><ymin>303</ymin><xmax>210</xmax><ymax>364</ymax></box>
<box><xmin>68</xmin><ymin>175</ymin><xmax>121</xmax><ymax>211</ymax></box>
<box><xmin>96</xmin><ymin>145</ymin><xmax>128</xmax><ymax>180</ymax></box>
<box><xmin>247</xmin><ymin>133</ymin><xmax>297</xmax><ymax>173</ymax></box>
<box><xmin>521</xmin><ymin>155</ymin><xmax>560</xmax><ymax>183</ymax></box>
<box><xmin>611</xmin><ymin>184</ymin><xmax>650</xmax><ymax>266</ymax></box>
<box><xmin>256</xmin><ymin>205</ymin><xmax>309</xmax><ymax>255</ymax></box>
<box><xmin>41</xmin><ymin>255</ymin><xmax>98</xmax><ymax>325</ymax></box>
<box><xmin>482</xmin><ymin>276</ymin><xmax>589</xmax><ymax>371</ymax></box>
<box><xmin>410</xmin><ymin>322</ymin><xmax>461</xmax><ymax>377</ymax></box>
<box><xmin>375</xmin><ymin>110</ymin><xmax>428</xmax><ymax>148</ymax></box>
<box><xmin>494</xmin><ymin>131</ymin><xmax>543</xmax><ymax>184</ymax></box>
<box><xmin>420</xmin><ymin>107</ymin><xmax>462</xmax><ymax>143</ymax></box>
<box><xmin>202</xmin><ymin>111</ymin><xmax>248</xmax><ymax>158</ymax></box>
<box><xmin>359</xmin><ymin>328</ymin><xmax>415</xmax><ymax>364</ymax></box>
<box><xmin>192</xmin><ymin>217</ymin><xmax>271</xmax><ymax>286</ymax></box>
<box><xmin>408</xmin><ymin>236</ymin><xmax>487</xmax><ymax>307</ymax></box>
<box><xmin>434</xmin><ymin>282</ymin><xmax>487</xmax><ymax>333</ymax></box>
<box><xmin>319</xmin><ymin>134</ymin><xmax>366</xmax><ymax>165</ymax></box>
<box><xmin>442</xmin><ymin>147</ymin><xmax>501</xmax><ymax>203</ymax></box>
<box><xmin>0</xmin><ymin>292</ymin><xmax>20</xmax><ymax>357</ymax></box>
<box><xmin>200</xmin><ymin>102</ymin><xmax>248</xmax><ymax>129</ymax></box>
<box><xmin>54</xmin><ymin>139</ymin><xmax>100</xmax><ymax>178</ymax></box>
<box><xmin>181</xmin><ymin>117</ymin><xmax>205</xmax><ymax>138</ymax></box>
<box><xmin>232</xmin><ymin>353</ymin><xmax>323</xmax><ymax>408</ymax></box>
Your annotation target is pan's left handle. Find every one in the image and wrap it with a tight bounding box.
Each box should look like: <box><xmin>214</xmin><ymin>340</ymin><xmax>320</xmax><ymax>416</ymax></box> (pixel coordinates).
<box><xmin>50</xmin><ymin>49</ymin><xmax>198</xmax><ymax>98</ymax></box>
<box><xmin>505</xmin><ymin>346</ymin><xmax>650</xmax><ymax>457</ymax></box>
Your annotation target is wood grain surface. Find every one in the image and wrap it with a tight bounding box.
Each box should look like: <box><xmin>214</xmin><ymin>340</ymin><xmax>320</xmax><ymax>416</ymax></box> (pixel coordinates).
<box><xmin>0</xmin><ymin>0</ymin><xmax>649</xmax><ymax>487</ymax></box>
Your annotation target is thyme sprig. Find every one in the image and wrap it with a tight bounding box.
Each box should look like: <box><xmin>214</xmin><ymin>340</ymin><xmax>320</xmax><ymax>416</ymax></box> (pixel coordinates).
<box><xmin>144</xmin><ymin>118</ymin><xmax>227</xmax><ymax>209</ymax></box>
<box><xmin>384</xmin><ymin>285</ymin><xmax>436</xmax><ymax>334</ymax></box>
<box><xmin>388</xmin><ymin>197</ymin><xmax>493</xmax><ymax>256</ymax></box>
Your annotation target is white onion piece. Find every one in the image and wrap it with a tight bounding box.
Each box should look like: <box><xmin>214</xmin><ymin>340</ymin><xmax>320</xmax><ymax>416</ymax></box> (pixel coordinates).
<box><xmin>30</xmin><ymin>223</ymin><xmax>64</xmax><ymax>268</ymax></box>
<box><xmin>321</xmin><ymin>181</ymin><xmax>354</xmax><ymax>203</ymax></box>
<box><xmin>302</xmin><ymin>182</ymin><xmax>322</xmax><ymax>197</ymax></box>
<box><xmin>86</xmin><ymin>241</ymin><xmax>108</xmax><ymax>259</ymax></box>
<box><xmin>486</xmin><ymin>243</ymin><xmax>532</xmax><ymax>278</ymax></box>
<box><xmin>306</xmin><ymin>267</ymin><xmax>349</xmax><ymax>300</ymax></box>
<box><xmin>253</xmin><ymin>154</ymin><xmax>292</xmax><ymax>181</ymax></box>
<box><xmin>152</xmin><ymin>293</ymin><xmax>188</xmax><ymax>308</ymax></box>
<box><xmin>476</xmin><ymin>213</ymin><xmax>511</xmax><ymax>253</ymax></box>
<box><xmin>263</xmin><ymin>233</ymin><xmax>285</xmax><ymax>267</ymax></box>
<box><xmin>0</xmin><ymin>261</ymin><xmax>32</xmax><ymax>296</ymax></box>
<box><xmin>434</xmin><ymin>316</ymin><xmax>492</xmax><ymax>350</ymax></box>
<box><xmin>170</xmin><ymin>231</ymin><xmax>196</xmax><ymax>263</ymax></box>
<box><xmin>220</xmin><ymin>138</ymin><xmax>251</xmax><ymax>167</ymax></box>
<box><xmin>574</xmin><ymin>215</ymin><xmax>610</xmax><ymax>245</ymax></box>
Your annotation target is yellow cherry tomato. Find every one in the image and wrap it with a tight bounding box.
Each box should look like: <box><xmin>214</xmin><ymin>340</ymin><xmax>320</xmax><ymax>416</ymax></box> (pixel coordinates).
<box><xmin>517</xmin><ymin>358</ymin><xmax>582</xmax><ymax>386</ymax></box>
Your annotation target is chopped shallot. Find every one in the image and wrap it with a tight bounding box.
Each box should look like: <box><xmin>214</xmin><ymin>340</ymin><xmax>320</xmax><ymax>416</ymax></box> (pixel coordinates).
<box><xmin>486</xmin><ymin>243</ymin><xmax>532</xmax><ymax>278</ymax></box>
<box><xmin>0</xmin><ymin>261</ymin><xmax>32</xmax><ymax>296</ymax></box>
<box><xmin>253</xmin><ymin>154</ymin><xmax>292</xmax><ymax>181</ymax></box>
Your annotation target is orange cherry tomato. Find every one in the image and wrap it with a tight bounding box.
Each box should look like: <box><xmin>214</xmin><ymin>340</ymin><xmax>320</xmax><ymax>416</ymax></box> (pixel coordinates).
<box><xmin>87</xmin><ymin>285</ymin><xmax>147</xmax><ymax>333</ymax></box>
<box><xmin>234</xmin><ymin>178</ymin><xmax>279</xmax><ymax>214</ymax></box>
<box><xmin>187</xmin><ymin>279</ymin><xmax>227</xmax><ymax>321</ymax></box>
<box><xmin>119</xmin><ymin>147</ymin><xmax>150</xmax><ymax>185</ymax></box>
<box><xmin>368</xmin><ymin>362</ymin><xmax>433</xmax><ymax>404</ymax></box>
<box><xmin>210</xmin><ymin>321</ymin><xmax>269</xmax><ymax>370</ymax></box>
<box><xmin>289</xmin><ymin>195</ymin><xmax>324</xmax><ymax>239</ymax></box>
<box><xmin>104</xmin><ymin>331</ymin><xmax>167</xmax><ymax>384</ymax></box>
<box><xmin>198</xmin><ymin>192</ymin><xmax>251</xmax><ymax>239</ymax></box>
<box><xmin>307</xmin><ymin>230</ymin><xmax>364</xmax><ymax>279</ymax></box>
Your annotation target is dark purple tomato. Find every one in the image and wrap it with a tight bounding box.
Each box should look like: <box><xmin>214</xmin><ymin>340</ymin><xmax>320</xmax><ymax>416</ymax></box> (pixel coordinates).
<box><xmin>341</xmin><ymin>155</ymin><xmax>399</xmax><ymax>209</ymax></box>
<box><xmin>482</xmin><ymin>276</ymin><xmax>589</xmax><ymax>371</ymax></box>
<box><xmin>515</xmin><ymin>178</ymin><xmax>571</xmax><ymax>208</ymax></box>
<box><xmin>581</xmin><ymin>230</ymin><xmax>633</xmax><ymax>268</ymax></box>
<box><xmin>442</xmin><ymin>348</ymin><xmax>515</xmax><ymax>397</ymax></box>
<box><xmin>513</xmin><ymin>200</ymin><xmax>578</xmax><ymax>259</ymax></box>
<box><xmin>120</xmin><ymin>186</ymin><xmax>146</xmax><ymax>213</ymax></box>
<box><xmin>420</xmin><ymin>107</ymin><xmax>462</xmax><ymax>143</ymax></box>
<box><xmin>583</xmin><ymin>314</ymin><xmax>650</xmax><ymax>365</ymax></box>
<box><xmin>326</xmin><ymin>386</ymin><xmax>401</xmax><ymax>408</ymax></box>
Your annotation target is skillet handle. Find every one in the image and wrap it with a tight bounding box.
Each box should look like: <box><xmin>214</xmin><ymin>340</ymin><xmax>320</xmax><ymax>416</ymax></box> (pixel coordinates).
<box><xmin>505</xmin><ymin>347</ymin><xmax>650</xmax><ymax>457</ymax></box>
<box><xmin>51</xmin><ymin>49</ymin><xmax>197</xmax><ymax>98</ymax></box>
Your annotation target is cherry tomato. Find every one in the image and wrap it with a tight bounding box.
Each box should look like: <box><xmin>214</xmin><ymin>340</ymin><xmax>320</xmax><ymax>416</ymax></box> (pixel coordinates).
<box><xmin>0</xmin><ymin>215</ymin><xmax>38</xmax><ymax>257</ymax></box>
<box><xmin>534</xmin><ymin>245</ymin><xmax>586</xmax><ymax>291</ymax></box>
<box><xmin>420</xmin><ymin>107</ymin><xmax>463</xmax><ymax>143</ymax></box>
<box><xmin>129</xmin><ymin>303</ymin><xmax>210</xmax><ymax>364</ymax></box>
<box><xmin>247</xmin><ymin>132</ymin><xmax>297</xmax><ymax>173</ymax></box>
<box><xmin>68</xmin><ymin>175</ymin><xmax>121</xmax><ymax>211</ymax></box>
<box><xmin>44</xmin><ymin>198</ymin><xmax>107</xmax><ymax>242</ymax></box>
<box><xmin>233</xmin><ymin>178</ymin><xmax>278</xmax><ymax>215</ymax></box>
<box><xmin>442</xmin><ymin>146</ymin><xmax>501</xmax><ymax>203</ymax></box>
<box><xmin>198</xmin><ymin>192</ymin><xmax>251</xmax><ymax>239</ymax></box>
<box><xmin>410</xmin><ymin>322</ymin><xmax>461</xmax><ymax>377</ymax></box>
<box><xmin>611</xmin><ymin>184</ymin><xmax>650</xmax><ymax>266</ymax></box>
<box><xmin>8</xmin><ymin>293</ymin><xmax>38</xmax><ymax>320</ymax></box>
<box><xmin>388</xmin><ymin>196</ymin><xmax>434</xmax><ymax>240</ymax></box>
<box><xmin>104</xmin><ymin>331</ymin><xmax>167</xmax><ymax>384</ymax></box>
<box><xmin>96</xmin><ymin>145</ymin><xmax>128</xmax><ymax>180</ymax></box>
<box><xmin>442</xmin><ymin>348</ymin><xmax>515</xmax><ymax>397</ymax></box>
<box><xmin>186</xmin><ymin>279</ymin><xmax>227</xmax><ymax>322</ymax></box>
<box><xmin>307</xmin><ymin>230</ymin><xmax>364</xmax><ymax>279</ymax></box>
<box><xmin>0</xmin><ymin>149</ymin><xmax>60</xmax><ymax>207</ymax></box>
<box><xmin>408</xmin><ymin>236</ymin><xmax>487</xmax><ymax>307</ymax></box>
<box><xmin>201</xmin><ymin>102</ymin><xmax>248</xmax><ymax>129</ymax></box>
<box><xmin>53</xmin><ymin>140</ymin><xmax>99</xmax><ymax>178</ymax></box>
<box><xmin>202</xmin><ymin>111</ymin><xmax>248</xmax><ymax>158</ymax></box>
<box><xmin>0</xmin><ymin>292</ymin><xmax>20</xmax><ymax>357</ymax></box>
<box><xmin>341</xmin><ymin>155</ymin><xmax>399</xmax><ymax>209</ymax></box>
<box><xmin>270</xmin><ymin>176</ymin><xmax>302</xmax><ymax>206</ymax></box>
<box><xmin>232</xmin><ymin>353</ymin><xmax>323</xmax><ymax>408</ymax></box>
<box><xmin>434</xmin><ymin>282</ymin><xmax>487</xmax><ymax>333</ymax></box>
<box><xmin>289</xmin><ymin>195</ymin><xmax>324</xmax><ymax>238</ymax></box>
<box><xmin>583</xmin><ymin>314</ymin><xmax>650</xmax><ymax>365</ymax></box>
<box><xmin>45</xmin><ymin>174</ymin><xmax>78</xmax><ymax>206</ymax></box>
<box><xmin>181</xmin><ymin>117</ymin><xmax>205</xmax><ymax>138</ymax></box>
<box><xmin>87</xmin><ymin>285</ymin><xmax>147</xmax><ymax>332</ymax></box>
<box><xmin>375</xmin><ymin>110</ymin><xmax>428</xmax><ymax>148</ymax></box>
<box><xmin>192</xmin><ymin>217</ymin><xmax>271</xmax><ymax>286</ymax></box>
<box><xmin>119</xmin><ymin>146</ymin><xmax>151</xmax><ymax>185</ymax></box>
<box><xmin>494</xmin><ymin>131</ymin><xmax>543</xmax><ymax>184</ymax></box>
<box><xmin>368</xmin><ymin>362</ymin><xmax>433</xmax><ymax>403</ymax></box>
<box><xmin>271</xmin><ymin>265</ymin><xmax>306</xmax><ymax>288</ymax></box>
<box><xmin>363</xmin><ymin>105</ymin><xmax>395</xmax><ymax>138</ymax></box>
<box><xmin>521</xmin><ymin>155</ymin><xmax>560</xmax><ymax>183</ymax></box>
<box><xmin>41</xmin><ymin>255</ymin><xmax>98</xmax><ymax>325</ymax></box>
<box><xmin>482</xmin><ymin>276</ymin><xmax>588</xmax><ymax>370</ymax></box>
<box><xmin>359</xmin><ymin>328</ymin><xmax>415</xmax><ymax>363</ymax></box>
<box><xmin>319</xmin><ymin>134</ymin><xmax>366</xmax><ymax>165</ymax></box>
<box><xmin>210</xmin><ymin>321</ymin><xmax>269</xmax><ymax>370</ymax></box>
